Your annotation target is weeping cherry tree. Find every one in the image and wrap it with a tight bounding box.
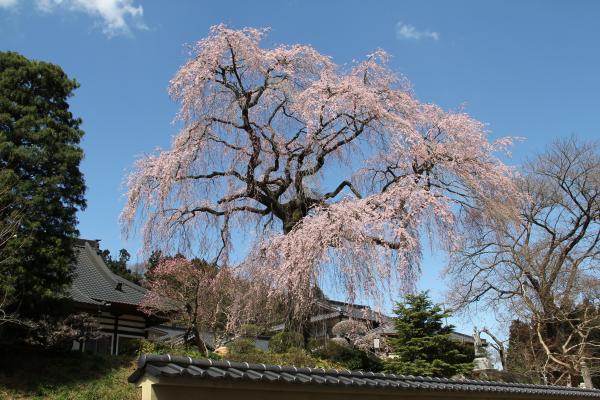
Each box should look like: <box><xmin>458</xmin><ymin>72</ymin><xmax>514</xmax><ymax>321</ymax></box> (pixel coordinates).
<box><xmin>122</xmin><ymin>25</ymin><xmax>517</xmax><ymax>331</ymax></box>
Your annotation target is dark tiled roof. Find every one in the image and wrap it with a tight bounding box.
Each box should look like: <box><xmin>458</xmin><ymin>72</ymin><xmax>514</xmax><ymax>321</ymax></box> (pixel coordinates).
<box><xmin>319</xmin><ymin>299</ymin><xmax>385</xmax><ymax>322</ymax></box>
<box><xmin>272</xmin><ymin>300</ymin><xmax>389</xmax><ymax>332</ymax></box>
<box><xmin>69</xmin><ymin>240</ymin><xmax>146</xmax><ymax>306</ymax></box>
<box><xmin>129</xmin><ymin>354</ymin><xmax>600</xmax><ymax>397</ymax></box>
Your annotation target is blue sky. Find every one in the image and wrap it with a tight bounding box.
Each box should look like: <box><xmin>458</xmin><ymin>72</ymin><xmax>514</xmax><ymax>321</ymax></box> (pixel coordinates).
<box><xmin>2</xmin><ymin>0</ymin><xmax>600</xmax><ymax>331</ymax></box>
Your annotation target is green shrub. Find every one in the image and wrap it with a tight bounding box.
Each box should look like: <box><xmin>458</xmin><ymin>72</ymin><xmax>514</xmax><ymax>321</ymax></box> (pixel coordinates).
<box><xmin>137</xmin><ymin>338</ymin><xmax>380</xmax><ymax>371</ymax></box>
<box><xmin>239</xmin><ymin>324</ymin><xmax>262</xmax><ymax>337</ymax></box>
<box><xmin>137</xmin><ymin>339</ymin><xmax>220</xmax><ymax>360</ymax></box>
<box><xmin>268</xmin><ymin>331</ymin><xmax>304</xmax><ymax>353</ymax></box>
<box><xmin>224</xmin><ymin>347</ymin><xmax>341</xmax><ymax>369</ymax></box>
<box><xmin>227</xmin><ymin>338</ymin><xmax>261</xmax><ymax>355</ymax></box>
<box><xmin>23</xmin><ymin>313</ymin><xmax>101</xmax><ymax>352</ymax></box>
<box><xmin>265</xmin><ymin>348</ymin><xmax>334</xmax><ymax>368</ymax></box>
<box><xmin>313</xmin><ymin>340</ymin><xmax>382</xmax><ymax>371</ymax></box>
<box><xmin>307</xmin><ymin>337</ymin><xmax>328</xmax><ymax>351</ymax></box>
<box><xmin>118</xmin><ymin>337</ymin><xmax>142</xmax><ymax>356</ymax></box>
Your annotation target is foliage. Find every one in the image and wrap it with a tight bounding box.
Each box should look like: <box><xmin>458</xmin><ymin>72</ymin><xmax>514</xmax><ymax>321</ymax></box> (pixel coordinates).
<box><xmin>145</xmin><ymin>249</ymin><xmax>163</xmax><ymax>277</ymax></box>
<box><xmin>138</xmin><ymin>338</ymin><xmax>342</xmax><ymax>370</ymax></box>
<box><xmin>330</xmin><ymin>336</ymin><xmax>351</xmax><ymax>348</ymax></box>
<box><xmin>226</xmin><ymin>346</ymin><xmax>342</xmax><ymax>369</ymax></box>
<box><xmin>140</xmin><ymin>338</ymin><xmax>382</xmax><ymax>372</ymax></box>
<box><xmin>384</xmin><ymin>292</ymin><xmax>473</xmax><ymax>378</ymax></box>
<box><xmin>239</xmin><ymin>323</ymin><xmax>263</xmax><ymax>337</ymax></box>
<box><xmin>122</xmin><ymin>25</ymin><xmax>517</xmax><ymax>328</ymax></box>
<box><xmin>312</xmin><ymin>339</ymin><xmax>382</xmax><ymax>371</ymax></box>
<box><xmin>227</xmin><ymin>338</ymin><xmax>261</xmax><ymax>354</ymax></box>
<box><xmin>506</xmin><ymin>319</ymin><xmax>546</xmax><ymax>381</ymax></box>
<box><xmin>0</xmin><ymin>346</ymin><xmax>138</xmax><ymax>400</ymax></box>
<box><xmin>99</xmin><ymin>248</ymin><xmax>142</xmax><ymax>284</ymax></box>
<box><xmin>137</xmin><ymin>338</ymin><xmax>220</xmax><ymax>360</ymax></box>
<box><xmin>268</xmin><ymin>331</ymin><xmax>304</xmax><ymax>353</ymax></box>
<box><xmin>306</xmin><ymin>337</ymin><xmax>329</xmax><ymax>351</ymax></box>
<box><xmin>23</xmin><ymin>313</ymin><xmax>101</xmax><ymax>351</ymax></box>
<box><xmin>0</xmin><ymin>51</ymin><xmax>86</xmax><ymax>319</ymax></box>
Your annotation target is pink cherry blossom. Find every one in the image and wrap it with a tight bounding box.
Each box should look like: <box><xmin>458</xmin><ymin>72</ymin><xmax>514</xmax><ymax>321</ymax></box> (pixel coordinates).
<box><xmin>123</xmin><ymin>25</ymin><xmax>519</xmax><ymax>324</ymax></box>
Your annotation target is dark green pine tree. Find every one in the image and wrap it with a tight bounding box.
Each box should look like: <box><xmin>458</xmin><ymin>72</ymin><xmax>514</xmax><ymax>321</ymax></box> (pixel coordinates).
<box><xmin>384</xmin><ymin>292</ymin><xmax>473</xmax><ymax>378</ymax></box>
<box><xmin>0</xmin><ymin>52</ymin><xmax>86</xmax><ymax>317</ymax></box>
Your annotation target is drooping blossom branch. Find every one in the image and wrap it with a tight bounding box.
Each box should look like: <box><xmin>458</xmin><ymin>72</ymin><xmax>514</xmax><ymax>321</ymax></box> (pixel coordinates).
<box><xmin>141</xmin><ymin>257</ymin><xmax>234</xmax><ymax>354</ymax></box>
<box><xmin>123</xmin><ymin>25</ymin><xmax>518</xmax><ymax>326</ymax></box>
<box><xmin>140</xmin><ymin>256</ymin><xmax>280</xmax><ymax>354</ymax></box>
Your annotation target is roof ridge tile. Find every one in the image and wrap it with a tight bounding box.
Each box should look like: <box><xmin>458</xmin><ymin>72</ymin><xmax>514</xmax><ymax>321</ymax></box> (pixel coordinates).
<box><xmin>131</xmin><ymin>355</ymin><xmax>600</xmax><ymax>397</ymax></box>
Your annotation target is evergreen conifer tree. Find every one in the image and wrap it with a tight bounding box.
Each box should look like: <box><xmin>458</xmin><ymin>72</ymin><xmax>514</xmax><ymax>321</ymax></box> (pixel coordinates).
<box><xmin>0</xmin><ymin>52</ymin><xmax>86</xmax><ymax>318</ymax></box>
<box><xmin>100</xmin><ymin>248</ymin><xmax>142</xmax><ymax>284</ymax></box>
<box><xmin>385</xmin><ymin>292</ymin><xmax>473</xmax><ymax>377</ymax></box>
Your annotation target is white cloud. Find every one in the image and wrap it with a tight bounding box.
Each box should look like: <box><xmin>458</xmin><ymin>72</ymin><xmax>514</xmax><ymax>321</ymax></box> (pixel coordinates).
<box><xmin>0</xmin><ymin>0</ymin><xmax>144</xmax><ymax>37</ymax></box>
<box><xmin>0</xmin><ymin>0</ymin><xmax>18</xmax><ymax>9</ymax></box>
<box><xmin>395</xmin><ymin>22</ymin><xmax>439</xmax><ymax>41</ymax></box>
<box><xmin>36</xmin><ymin>0</ymin><xmax>146</xmax><ymax>37</ymax></box>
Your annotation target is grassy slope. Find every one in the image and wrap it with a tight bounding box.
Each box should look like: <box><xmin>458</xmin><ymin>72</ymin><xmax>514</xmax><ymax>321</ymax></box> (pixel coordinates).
<box><xmin>0</xmin><ymin>341</ymin><xmax>354</xmax><ymax>399</ymax></box>
<box><xmin>0</xmin><ymin>347</ymin><xmax>140</xmax><ymax>400</ymax></box>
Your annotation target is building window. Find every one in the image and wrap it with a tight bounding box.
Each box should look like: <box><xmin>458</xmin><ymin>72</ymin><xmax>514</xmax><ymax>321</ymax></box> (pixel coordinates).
<box><xmin>84</xmin><ymin>334</ymin><xmax>113</xmax><ymax>355</ymax></box>
<box><xmin>117</xmin><ymin>334</ymin><xmax>141</xmax><ymax>355</ymax></box>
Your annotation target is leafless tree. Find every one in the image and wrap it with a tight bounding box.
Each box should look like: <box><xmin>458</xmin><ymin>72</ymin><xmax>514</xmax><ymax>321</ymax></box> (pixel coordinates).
<box><xmin>0</xmin><ymin>186</ymin><xmax>23</xmax><ymax>327</ymax></box>
<box><xmin>447</xmin><ymin>137</ymin><xmax>600</xmax><ymax>387</ymax></box>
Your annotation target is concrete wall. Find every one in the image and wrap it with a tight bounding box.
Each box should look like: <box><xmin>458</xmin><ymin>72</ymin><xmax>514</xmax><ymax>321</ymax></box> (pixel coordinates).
<box><xmin>136</xmin><ymin>376</ymin><xmax>562</xmax><ymax>400</ymax></box>
<box><xmin>151</xmin><ymin>386</ymin><xmax>435</xmax><ymax>400</ymax></box>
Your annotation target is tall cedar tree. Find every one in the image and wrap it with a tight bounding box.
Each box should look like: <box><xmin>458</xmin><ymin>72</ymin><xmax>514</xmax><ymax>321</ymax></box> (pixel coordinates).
<box><xmin>385</xmin><ymin>292</ymin><xmax>473</xmax><ymax>377</ymax></box>
<box><xmin>0</xmin><ymin>52</ymin><xmax>86</xmax><ymax>317</ymax></box>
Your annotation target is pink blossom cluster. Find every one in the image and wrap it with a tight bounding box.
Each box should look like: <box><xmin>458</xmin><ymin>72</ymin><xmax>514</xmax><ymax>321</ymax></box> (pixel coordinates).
<box><xmin>140</xmin><ymin>258</ymin><xmax>234</xmax><ymax>330</ymax></box>
<box><xmin>123</xmin><ymin>25</ymin><xmax>519</xmax><ymax>325</ymax></box>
